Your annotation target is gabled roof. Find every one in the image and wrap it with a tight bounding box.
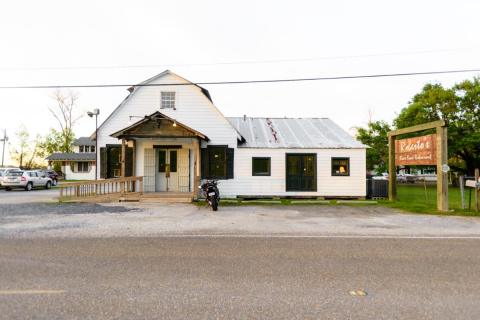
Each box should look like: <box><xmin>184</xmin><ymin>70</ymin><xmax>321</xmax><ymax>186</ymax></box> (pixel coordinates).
<box><xmin>227</xmin><ymin>117</ymin><xmax>366</xmax><ymax>149</ymax></box>
<box><xmin>110</xmin><ymin>111</ymin><xmax>209</xmax><ymax>141</ymax></box>
<box><xmin>46</xmin><ymin>153</ymin><xmax>96</xmax><ymax>161</ymax></box>
<box><xmin>73</xmin><ymin>137</ymin><xmax>95</xmax><ymax>146</ymax></box>
<box><xmin>127</xmin><ymin>70</ymin><xmax>213</xmax><ymax>102</ymax></box>
<box><xmin>92</xmin><ymin>70</ymin><xmax>212</xmax><ymax>140</ymax></box>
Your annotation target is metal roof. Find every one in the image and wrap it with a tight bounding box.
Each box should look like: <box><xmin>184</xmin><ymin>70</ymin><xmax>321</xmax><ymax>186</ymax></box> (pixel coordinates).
<box><xmin>227</xmin><ymin>117</ymin><xmax>366</xmax><ymax>149</ymax></box>
<box><xmin>46</xmin><ymin>153</ymin><xmax>96</xmax><ymax>161</ymax></box>
<box><xmin>73</xmin><ymin>137</ymin><xmax>95</xmax><ymax>146</ymax></box>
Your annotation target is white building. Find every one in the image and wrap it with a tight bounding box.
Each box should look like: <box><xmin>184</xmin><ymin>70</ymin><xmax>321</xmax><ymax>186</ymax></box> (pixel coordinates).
<box><xmin>94</xmin><ymin>70</ymin><xmax>367</xmax><ymax>198</ymax></box>
<box><xmin>46</xmin><ymin>137</ymin><xmax>96</xmax><ymax>180</ymax></box>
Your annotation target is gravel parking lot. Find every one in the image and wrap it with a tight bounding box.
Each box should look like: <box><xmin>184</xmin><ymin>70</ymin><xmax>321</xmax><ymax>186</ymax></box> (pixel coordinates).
<box><xmin>2</xmin><ymin>200</ymin><xmax>480</xmax><ymax>238</ymax></box>
<box><xmin>0</xmin><ymin>188</ymin><xmax>59</xmax><ymax>204</ymax></box>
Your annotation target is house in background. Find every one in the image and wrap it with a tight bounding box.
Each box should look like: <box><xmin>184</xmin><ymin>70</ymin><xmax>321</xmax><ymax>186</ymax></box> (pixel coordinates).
<box><xmin>46</xmin><ymin>137</ymin><xmax>96</xmax><ymax>180</ymax></box>
<box><xmin>94</xmin><ymin>70</ymin><xmax>367</xmax><ymax>199</ymax></box>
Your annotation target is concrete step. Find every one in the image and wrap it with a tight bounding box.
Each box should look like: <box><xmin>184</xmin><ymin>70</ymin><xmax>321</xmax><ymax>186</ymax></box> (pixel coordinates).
<box><xmin>139</xmin><ymin>197</ymin><xmax>192</xmax><ymax>203</ymax></box>
<box><xmin>119</xmin><ymin>192</ymin><xmax>194</xmax><ymax>203</ymax></box>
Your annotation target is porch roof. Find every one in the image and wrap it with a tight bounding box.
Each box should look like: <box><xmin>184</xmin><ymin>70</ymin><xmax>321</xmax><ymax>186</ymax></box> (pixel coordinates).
<box><xmin>110</xmin><ymin>111</ymin><xmax>209</xmax><ymax>141</ymax></box>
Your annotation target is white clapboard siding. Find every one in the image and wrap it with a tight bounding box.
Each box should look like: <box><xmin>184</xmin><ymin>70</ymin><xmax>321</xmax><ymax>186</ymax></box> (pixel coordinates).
<box><xmin>178</xmin><ymin>148</ymin><xmax>190</xmax><ymax>192</ymax></box>
<box><xmin>217</xmin><ymin>148</ymin><xmax>366</xmax><ymax>198</ymax></box>
<box><xmin>143</xmin><ymin>148</ymin><xmax>155</xmax><ymax>192</ymax></box>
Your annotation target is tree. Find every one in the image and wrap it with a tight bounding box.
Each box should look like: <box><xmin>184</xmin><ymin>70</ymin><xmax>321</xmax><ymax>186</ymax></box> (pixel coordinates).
<box><xmin>394</xmin><ymin>79</ymin><xmax>480</xmax><ymax>175</ymax></box>
<box><xmin>40</xmin><ymin>128</ymin><xmax>75</xmax><ymax>154</ymax></box>
<box><xmin>356</xmin><ymin>120</ymin><xmax>391</xmax><ymax>174</ymax></box>
<box><xmin>10</xmin><ymin>126</ymin><xmax>46</xmax><ymax>169</ymax></box>
<box><xmin>10</xmin><ymin>126</ymin><xmax>29</xmax><ymax>168</ymax></box>
<box><xmin>48</xmin><ymin>90</ymin><xmax>81</xmax><ymax>153</ymax></box>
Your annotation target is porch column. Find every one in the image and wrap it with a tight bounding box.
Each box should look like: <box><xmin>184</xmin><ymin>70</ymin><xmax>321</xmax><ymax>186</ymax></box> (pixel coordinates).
<box><xmin>132</xmin><ymin>139</ymin><xmax>137</xmax><ymax>192</ymax></box>
<box><xmin>132</xmin><ymin>139</ymin><xmax>136</xmax><ymax>177</ymax></box>
<box><xmin>193</xmin><ymin>138</ymin><xmax>201</xmax><ymax>198</ymax></box>
<box><xmin>121</xmin><ymin>138</ymin><xmax>126</xmax><ymax>178</ymax></box>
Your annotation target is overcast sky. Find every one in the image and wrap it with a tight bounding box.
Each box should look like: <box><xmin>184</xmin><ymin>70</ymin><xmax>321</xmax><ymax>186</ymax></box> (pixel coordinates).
<box><xmin>1</xmin><ymin>0</ymin><xmax>479</xmax><ymax>164</ymax></box>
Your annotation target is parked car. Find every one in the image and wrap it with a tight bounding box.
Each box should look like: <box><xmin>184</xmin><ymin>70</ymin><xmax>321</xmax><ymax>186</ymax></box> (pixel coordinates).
<box><xmin>397</xmin><ymin>173</ymin><xmax>416</xmax><ymax>183</ymax></box>
<box><xmin>372</xmin><ymin>173</ymin><xmax>388</xmax><ymax>181</ymax></box>
<box><xmin>3</xmin><ymin>170</ymin><xmax>53</xmax><ymax>191</ymax></box>
<box><xmin>0</xmin><ymin>168</ymin><xmax>21</xmax><ymax>187</ymax></box>
<box><xmin>39</xmin><ymin>169</ymin><xmax>60</xmax><ymax>186</ymax></box>
<box><xmin>416</xmin><ymin>174</ymin><xmax>437</xmax><ymax>182</ymax></box>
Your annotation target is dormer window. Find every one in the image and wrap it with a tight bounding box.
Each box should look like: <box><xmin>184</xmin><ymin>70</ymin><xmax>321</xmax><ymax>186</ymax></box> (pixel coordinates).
<box><xmin>78</xmin><ymin>145</ymin><xmax>94</xmax><ymax>153</ymax></box>
<box><xmin>161</xmin><ymin>92</ymin><xmax>176</xmax><ymax>109</ymax></box>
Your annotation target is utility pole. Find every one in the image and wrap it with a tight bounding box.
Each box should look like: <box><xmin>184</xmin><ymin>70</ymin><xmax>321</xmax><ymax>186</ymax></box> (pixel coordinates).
<box><xmin>0</xmin><ymin>129</ymin><xmax>7</xmax><ymax>167</ymax></box>
<box><xmin>87</xmin><ymin>109</ymin><xmax>100</xmax><ymax>180</ymax></box>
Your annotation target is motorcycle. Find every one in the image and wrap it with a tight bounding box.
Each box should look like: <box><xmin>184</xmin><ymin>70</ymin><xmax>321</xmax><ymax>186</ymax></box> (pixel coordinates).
<box><xmin>199</xmin><ymin>180</ymin><xmax>220</xmax><ymax>211</ymax></box>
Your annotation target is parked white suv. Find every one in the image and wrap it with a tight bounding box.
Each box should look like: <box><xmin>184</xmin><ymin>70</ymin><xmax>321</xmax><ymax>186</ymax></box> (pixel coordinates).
<box><xmin>0</xmin><ymin>168</ymin><xmax>20</xmax><ymax>187</ymax></box>
<box><xmin>3</xmin><ymin>170</ymin><xmax>53</xmax><ymax>191</ymax></box>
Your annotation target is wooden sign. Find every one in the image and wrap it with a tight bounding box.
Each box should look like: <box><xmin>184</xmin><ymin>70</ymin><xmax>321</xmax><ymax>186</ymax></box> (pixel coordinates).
<box><xmin>395</xmin><ymin>134</ymin><xmax>436</xmax><ymax>165</ymax></box>
<box><xmin>388</xmin><ymin>120</ymin><xmax>448</xmax><ymax>211</ymax></box>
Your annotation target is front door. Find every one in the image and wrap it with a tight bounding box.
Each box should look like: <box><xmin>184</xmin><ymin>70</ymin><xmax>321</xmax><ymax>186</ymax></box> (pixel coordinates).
<box><xmin>156</xmin><ymin>149</ymin><xmax>179</xmax><ymax>192</ymax></box>
<box><xmin>286</xmin><ymin>154</ymin><xmax>317</xmax><ymax>191</ymax></box>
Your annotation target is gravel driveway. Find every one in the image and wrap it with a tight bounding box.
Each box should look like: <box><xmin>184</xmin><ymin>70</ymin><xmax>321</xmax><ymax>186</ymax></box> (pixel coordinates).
<box><xmin>0</xmin><ymin>188</ymin><xmax>59</xmax><ymax>204</ymax></box>
<box><xmin>2</xmin><ymin>201</ymin><xmax>480</xmax><ymax>238</ymax></box>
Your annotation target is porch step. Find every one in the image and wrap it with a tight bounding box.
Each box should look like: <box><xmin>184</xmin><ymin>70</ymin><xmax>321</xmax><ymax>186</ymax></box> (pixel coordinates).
<box><xmin>139</xmin><ymin>197</ymin><xmax>192</xmax><ymax>203</ymax></box>
<box><xmin>119</xmin><ymin>192</ymin><xmax>194</xmax><ymax>203</ymax></box>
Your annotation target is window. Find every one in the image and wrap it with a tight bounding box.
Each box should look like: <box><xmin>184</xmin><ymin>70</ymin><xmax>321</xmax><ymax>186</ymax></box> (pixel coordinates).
<box><xmin>79</xmin><ymin>145</ymin><xmax>84</xmax><ymax>152</ymax></box>
<box><xmin>170</xmin><ymin>150</ymin><xmax>177</xmax><ymax>173</ymax></box>
<box><xmin>208</xmin><ymin>147</ymin><xmax>226</xmax><ymax>178</ymax></box>
<box><xmin>158</xmin><ymin>150</ymin><xmax>166</xmax><ymax>172</ymax></box>
<box><xmin>201</xmin><ymin>146</ymin><xmax>234</xmax><ymax>180</ymax></box>
<box><xmin>161</xmin><ymin>92</ymin><xmax>176</xmax><ymax>109</ymax></box>
<box><xmin>77</xmin><ymin>162</ymin><xmax>89</xmax><ymax>173</ymax></box>
<box><xmin>331</xmin><ymin>157</ymin><xmax>350</xmax><ymax>176</ymax></box>
<box><xmin>90</xmin><ymin>146</ymin><xmax>95</xmax><ymax>153</ymax></box>
<box><xmin>158</xmin><ymin>150</ymin><xmax>177</xmax><ymax>173</ymax></box>
<box><xmin>252</xmin><ymin>157</ymin><xmax>271</xmax><ymax>176</ymax></box>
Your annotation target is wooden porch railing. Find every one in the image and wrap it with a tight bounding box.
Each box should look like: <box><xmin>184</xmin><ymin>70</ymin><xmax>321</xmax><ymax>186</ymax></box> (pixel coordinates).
<box><xmin>59</xmin><ymin>176</ymin><xmax>143</xmax><ymax>200</ymax></box>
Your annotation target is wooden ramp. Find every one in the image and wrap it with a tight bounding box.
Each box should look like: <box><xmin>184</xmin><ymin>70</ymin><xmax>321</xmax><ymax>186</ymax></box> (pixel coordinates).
<box><xmin>119</xmin><ymin>192</ymin><xmax>194</xmax><ymax>203</ymax></box>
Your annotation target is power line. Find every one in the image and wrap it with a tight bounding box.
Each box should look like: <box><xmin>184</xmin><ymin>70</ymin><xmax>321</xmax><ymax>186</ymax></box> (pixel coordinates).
<box><xmin>0</xmin><ymin>68</ymin><xmax>479</xmax><ymax>89</ymax></box>
<box><xmin>0</xmin><ymin>47</ymin><xmax>477</xmax><ymax>71</ymax></box>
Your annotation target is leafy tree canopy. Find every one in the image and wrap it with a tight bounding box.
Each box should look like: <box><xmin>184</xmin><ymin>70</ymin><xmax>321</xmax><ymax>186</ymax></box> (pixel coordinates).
<box><xmin>394</xmin><ymin>79</ymin><xmax>480</xmax><ymax>175</ymax></box>
<box><xmin>356</xmin><ymin>120</ymin><xmax>391</xmax><ymax>174</ymax></box>
<box><xmin>356</xmin><ymin>78</ymin><xmax>480</xmax><ymax>175</ymax></box>
<box><xmin>40</xmin><ymin>128</ymin><xmax>75</xmax><ymax>154</ymax></box>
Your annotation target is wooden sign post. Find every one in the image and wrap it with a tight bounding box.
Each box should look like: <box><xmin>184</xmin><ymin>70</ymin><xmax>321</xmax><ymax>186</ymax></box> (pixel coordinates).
<box><xmin>387</xmin><ymin>120</ymin><xmax>448</xmax><ymax>212</ymax></box>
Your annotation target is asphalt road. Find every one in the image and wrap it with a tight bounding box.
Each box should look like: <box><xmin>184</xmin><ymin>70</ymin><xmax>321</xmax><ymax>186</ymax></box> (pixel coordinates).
<box><xmin>1</xmin><ymin>237</ymin><xmax>480</xmax><ymax>319</ymax></box>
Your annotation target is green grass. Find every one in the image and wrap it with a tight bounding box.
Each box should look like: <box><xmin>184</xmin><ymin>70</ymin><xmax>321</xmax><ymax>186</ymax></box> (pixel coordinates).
<box><xmin>378</xmin><ymin>184</ymin><xmax>479</xmax><ymax>216</ymax></box>
<box><xmin>192</xmin><ymin>185</ymin><xmax>478</xmax><ymax>217</ymax></box>
<box><xmin>193</xmin><ymin>198</ymin><xmax>376</xmax><ymax>207</ymax></box>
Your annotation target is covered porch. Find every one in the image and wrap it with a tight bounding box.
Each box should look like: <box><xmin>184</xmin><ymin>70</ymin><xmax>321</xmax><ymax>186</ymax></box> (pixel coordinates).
<box><xmin>110</xmin><ymin>111</ymin><xmax>209</xmax><ymax>198</ymax></box>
